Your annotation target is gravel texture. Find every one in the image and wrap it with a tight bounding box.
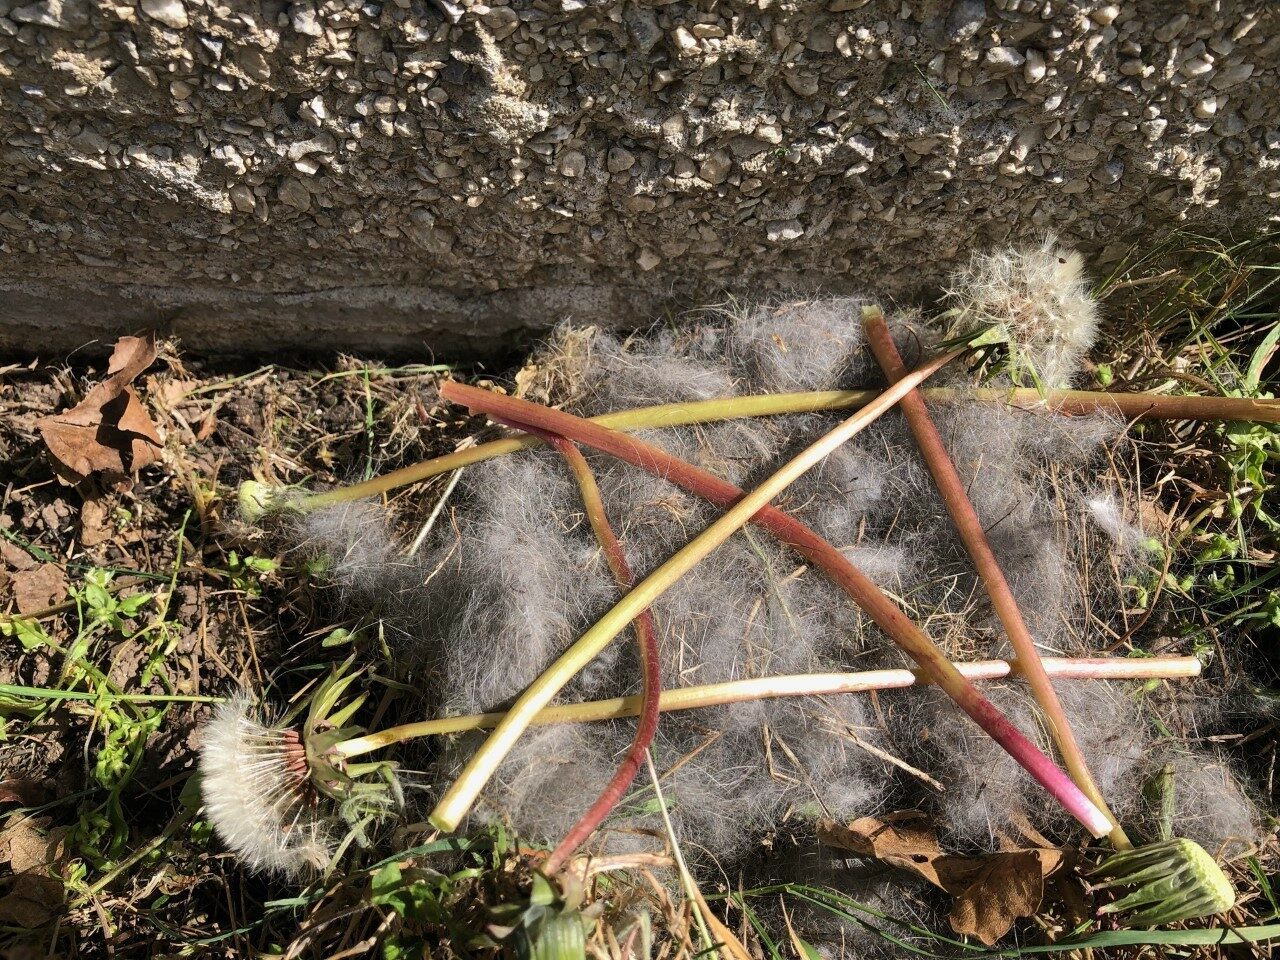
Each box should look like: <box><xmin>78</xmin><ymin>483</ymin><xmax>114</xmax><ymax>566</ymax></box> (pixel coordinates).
<box><xmin>0</xmin><ymin>0</ymin><xmax>1276</xmax><ymax>355</ymax></box>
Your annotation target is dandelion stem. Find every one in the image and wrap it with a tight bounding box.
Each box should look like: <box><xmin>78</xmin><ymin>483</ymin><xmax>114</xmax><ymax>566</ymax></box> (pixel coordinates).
<box><xmin>331</xmin><ymin>656</ymin><xmax>1200</xmax><ymax>757</ymax></box>
<box><xmin>541</xmin><ymin>434</ymin><xmax>663</xmax><ymax>875</ymax></box>
<box><xmin>298</xmin><ymin>390</ymin><xmax>1279</xmax><ymax>510</ymax></box>
<box><xmin>434</xmin><ymin>373</ymin><xmax>1114</xmax><ymax>838</ymax></box>
<box><xmin>426</xmin><ymin>346</ymin><xmax>963</xmax><ymax>832</ymax></box>
<box><xmin>864</xmin><ymin>307</ymin><xmax>1134</xmax><ymax>849</ymax></box>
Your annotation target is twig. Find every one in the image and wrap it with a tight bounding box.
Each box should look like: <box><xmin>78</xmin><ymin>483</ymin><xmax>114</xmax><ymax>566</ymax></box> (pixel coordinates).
<box><xmin>406</xmin><ymin>464</ymin><xmax>465</xmax><ymax>557</ymax></box>
<box><xmin>830</xmin><ymin>720</ymin><xmax>946</xmax><ymax>791</ymax></box>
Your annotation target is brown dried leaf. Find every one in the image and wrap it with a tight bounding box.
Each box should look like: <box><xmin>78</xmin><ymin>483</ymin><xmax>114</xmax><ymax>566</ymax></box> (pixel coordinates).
<box><xmin>818</xmin><ymin>811</ymin><xmax>944</xmax><ymax>882</ymax></box>
<box><xmin>0</xmin><ymin>780</ymin><xmax>45</xmax><ymax>807</ymax></box>
<box><xmin>819</xmin><ymin>813</ymin><xmax>1064</xmax><ymax>945</ymax></box>
<box><xmin>0</xmin><ymin>873</ymin><xmax>63</xmax><ymax>928</ymax></box>
<box><xmin>37</xmin><ymin>334</ymin><xmax>163</xmax><ymax>489</ymax></box>
<box><xmin>941</xmin><ymin>848</ymin><xmax>1062</xmax><ymax>945</ymax></box>
<box><xmin>0</xmin><ymin>816</ymin><xmax>65</xmax><ymax>928</ymax></box>
<box><xmin>79</xmin><ymin>498</ymin><xmax>110</xmax><ymax>547</ymax></box>
<box><xmin>10</xmin><ymin>564</ymin><xmax>67</xmax><ymax>614</ymax></box>
<box><xmin>149</xmin><ymin>375</ymin><xmax>200</xmax><ymax>412</ymax></box>
<box><xmin>0</xmin><ymin>817</ymin><xmax>48</xmax><ymax>872</ymax></box>
<box><xmin>1</xmin><ymin>542</ymin><xmax>38</xmax><ymax>573</ymax></box>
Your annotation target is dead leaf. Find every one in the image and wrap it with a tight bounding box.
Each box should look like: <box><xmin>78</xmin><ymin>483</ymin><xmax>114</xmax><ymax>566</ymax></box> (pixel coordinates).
<box><xmin>0</xmin><ymin>873</ymin><xmax>64</xmax><ymax>928</ymax></box>
<box><xmin>37</xmin><ymin>334</ymin><xmax>163</xmax><ymax>490</ymax></box>
<box><xmin>0</xmin><ymin>818</ymin><xmax>48</xmax><ymax>872</ymax></box>
<box><xmin>10</xmin><ymin>564</ymin><xmax>67</xmax><ymax>614</ymax></box>
<box><xmin>0</xmin><ymin>780</ymin><xmax>45</xmax><ymax>807</ymax></box>
<box><xmin>818</xmin><ymin>811</ymin><xmax>944</xmax><ymax>881</ymax></box>
<box><xmin>1</xmin><ymin>542</ymin><xmax>38</xmax><ymax>573</ymax></box>
<box><xmin>79</xmin><ymin>498</ymin><xmax>110</xmax><ymax>547</ymax></box>
<box><xmin>819</xmin><ymin>813</ymin><xmax>1064</xmax><ymax>945</ymax></box>
<box><xmin>149</xmin><ymin>375</ymin><xmax>200</xmax><ymax>413</ymax></box>
<box><xmin>0</xmin><ymin>816</ymin><xmax>65</xmax><ymax>928</ymax></box>
<box><xmin>942</xmin><ymin>848</ymin><xmax>1062</xmax><ymax>945</ymax></box>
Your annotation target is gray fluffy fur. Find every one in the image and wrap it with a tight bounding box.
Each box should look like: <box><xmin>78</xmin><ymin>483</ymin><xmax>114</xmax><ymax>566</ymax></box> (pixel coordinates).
<box><xmin>290</xmin><ymin>272</ymin><xmax>1263</xmax><ymax>952</ymax></box>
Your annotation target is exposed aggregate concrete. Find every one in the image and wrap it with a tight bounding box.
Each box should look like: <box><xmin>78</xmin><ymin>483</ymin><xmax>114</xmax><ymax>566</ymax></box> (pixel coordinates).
<box><xmin>0</xmin><ymin>0</ymin><xmax>1276</xmax><ymax>354</ymax></box>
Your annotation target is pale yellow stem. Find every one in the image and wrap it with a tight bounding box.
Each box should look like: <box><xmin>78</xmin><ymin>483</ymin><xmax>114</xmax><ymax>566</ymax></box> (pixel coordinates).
<box><xmin>299</xmin><ymin>389</ymin><xmax>1279</xmax><ymax>511</ymax></box>
<box><xmin>332</xmin><ymin>655</ymin><xmax>1200</xmax><ymax>760</ymax></box>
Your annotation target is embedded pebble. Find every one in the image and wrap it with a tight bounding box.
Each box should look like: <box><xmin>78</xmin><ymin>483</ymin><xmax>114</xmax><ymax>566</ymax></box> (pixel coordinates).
<box><xmin>1213</xmin><ymin>63</ymin><xmax>1255</xmax><ymax>90</ymax></box>
<box><xmin>228</xmin><ymin>185</ymin><xmax>257</xmax><ymax>213</ymax></box>
<box><xmin>1155</xmin><ymin>14</ymin><xmax>1189</xmax><ymax>43</ymax></box>
<box><xmin>986</xmin><ymin>46</ymin><xmax>1023</xmax><ymax>69</ymax></box>
<box><xmin>140</xmin><ymin>0</ymin><xmax>187</xmax><ymax>29</ymax></box>
<box><xmin>1090</xmin><ymin>5</ymin><xmax>1120</xmax><ymax>27</ymax></box>
<box><xmin>699</xmin><ymin>150</ymin><xmax>732</xmax><ymax>184</ymax></box>
<box><xmin>289</xmin><ymin>3</ymin><xmax>322</xmax><ymax>36</ymax></box>
<box><xmin>11</xmin><ymin>0</ymin><xmax>88</xmax><ymax>29</ymax></box>
<box><xmin>559</xmin><ymin>150</ymin><xmax>586</xmax><ymax>179</ymax></box>
<box><xmin>766</xmin><ymin>219</ymin><xmax>804</xmax><ymax>243</ymax></box>
<box><xmin>277</xmin><ymin>178</ymin><xmax>311</xmax><ymax>210</ymax></box>
<box><xmin>1023</xmin><ymin>50</ymin><xmax>1046</xmax><ymax>84</ymax></box>
<box><xmin>606</xmin><ymin>146</ymin><xmax>635</xmax><ymax>174</ymax></box>
<box><xmin>636</xmin><ymin>249</ymin><xmax>661</xmax><ymax>271</ymax></box>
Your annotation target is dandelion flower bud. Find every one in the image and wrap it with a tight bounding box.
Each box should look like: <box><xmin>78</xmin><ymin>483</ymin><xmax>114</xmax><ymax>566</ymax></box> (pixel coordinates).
<box><xmin>236</xmin><ymin>480</ymin><xmax>278</xmax><ymax>522</ymax></box>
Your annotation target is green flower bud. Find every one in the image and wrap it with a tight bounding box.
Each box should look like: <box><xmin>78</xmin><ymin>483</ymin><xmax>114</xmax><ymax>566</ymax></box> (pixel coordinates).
<box><xmin>1093</xmin><ymin>838</ymin><xmax>1235</xmax><ymax>927</ymax></box>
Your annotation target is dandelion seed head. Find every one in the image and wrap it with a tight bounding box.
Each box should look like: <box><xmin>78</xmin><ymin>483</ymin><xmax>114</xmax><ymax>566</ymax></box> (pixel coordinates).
<box><xmin>199</xmin><ymin>694</ymin><xmax>332</xmax><ymax>876</ymax></box>
<box><xmin>947</xmin><ymin>235</ymin><xmax>1100</xmax><ymax>387</ymax></box>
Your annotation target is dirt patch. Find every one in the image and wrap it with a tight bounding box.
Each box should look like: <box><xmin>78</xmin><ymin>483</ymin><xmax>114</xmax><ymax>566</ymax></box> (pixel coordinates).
<box><xmin>0</xmin><ymin>350</ymin><xmax>468</xmax><ymax>956</ymax></box>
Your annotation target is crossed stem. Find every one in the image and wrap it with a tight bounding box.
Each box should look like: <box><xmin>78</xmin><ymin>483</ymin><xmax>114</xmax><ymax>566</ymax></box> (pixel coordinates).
<box><xmin>863</xmin><ymin>309</ymin><xmax>1133</xmax><ymax>849</ymax></box>
<box><xmin>539</xmin><ymin>434</ymin><xmax>663</xmax><ymax>875</ymax></box>
<box><xmin>432</xmin><ymin>368</ymin><xmax>1112</xmax><ymax>837</ymax></box>
<box><xmin>300</xmin><ymin>389</ymin><xmax>1279</xmax><ymax>512</ymax></box>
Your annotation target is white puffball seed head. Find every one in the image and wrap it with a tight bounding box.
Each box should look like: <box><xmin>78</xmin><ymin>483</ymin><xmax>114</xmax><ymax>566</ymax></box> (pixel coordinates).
<box><xmin>947</xmin><ymin>236</ymin><xmax>1101</xmax><ymax>387</ymax></box>
<box><xmin>198</xmin><ymin>695</ymin><xmax>332</xmax><ymax>876</ymax></box>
